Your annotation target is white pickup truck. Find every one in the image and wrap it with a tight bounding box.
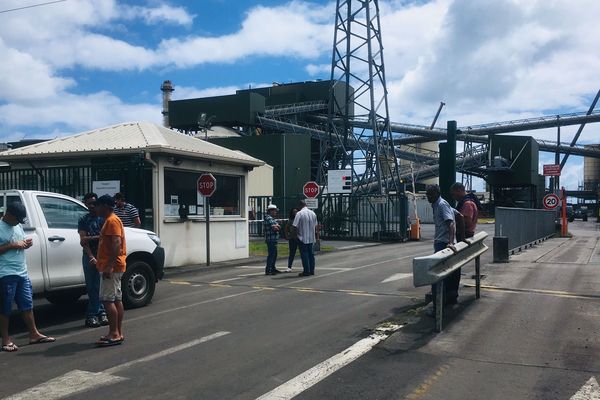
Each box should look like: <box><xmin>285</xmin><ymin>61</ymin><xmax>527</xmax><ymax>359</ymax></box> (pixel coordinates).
<box><xmin>0</xmin><ymin>190</ymin><xmax>165</xmax><ymax>309</ymax></box>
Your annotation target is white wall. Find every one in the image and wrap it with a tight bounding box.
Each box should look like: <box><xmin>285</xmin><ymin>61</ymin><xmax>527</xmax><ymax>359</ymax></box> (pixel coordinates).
<box><xmin>248</xmin><ymin>163</ymin><xmax>273</xmax><ymax>196</ymax></box>
<box><xmin>152</xmin><ymin>154</ymin><xmax>251</xmax><ymax>267</ymax></box>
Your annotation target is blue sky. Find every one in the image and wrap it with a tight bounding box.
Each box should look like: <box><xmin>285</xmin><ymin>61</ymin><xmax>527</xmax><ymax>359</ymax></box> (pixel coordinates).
<box><xmin>0</xmin><ymin>0</ymin><xmax>599</xmax><ymax>189</ymax></box>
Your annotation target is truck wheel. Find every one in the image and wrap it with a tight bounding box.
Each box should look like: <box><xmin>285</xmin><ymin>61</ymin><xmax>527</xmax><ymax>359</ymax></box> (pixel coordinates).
<box><xmin>122</xmin><ymin>260</ymin><xmax>156</xmax><ymax>309</ymax></box>
<box><xmin>46</xmin><ymin>292</ymin><xmax>82</xmax><ymax>306</ymax></box>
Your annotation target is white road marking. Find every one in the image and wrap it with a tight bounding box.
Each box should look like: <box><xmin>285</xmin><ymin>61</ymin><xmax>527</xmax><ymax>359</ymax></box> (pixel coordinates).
<box><xmin>381</xmin><ymin>273</ymin><xmax>412</xmax><ymax>283</ymax></box>
<box><xmin>6</xmin><ymin>332</ymin><xmax>230</xmax><ymax>400</ymax></box>
<box><xmin>210</xmin><ymin>277</ymin><xmax>244</xmax><ymax>283</ymax></box>
<box><xmin>570</xmin><ymin>377</ymin><xmax>600</xmax><ymax>400</ymax></box>
<box><xmin>235</xmin><ymin>266</ymin><xmax>351</xmax><ymax>271</ymax></box>
<box><xmin>4</xmin><ymin>370</ymin><xmax>125</xmax><ymax>400</ymax></box>
<box><xmin>104</xmin><ymin>331</ymin><xmax>230</xmax><ymax>374</ymax></box>
<box><xmin>256</xmin><ymin>325</ymin><xmax>402</xmax><ymax>400</ymax></box>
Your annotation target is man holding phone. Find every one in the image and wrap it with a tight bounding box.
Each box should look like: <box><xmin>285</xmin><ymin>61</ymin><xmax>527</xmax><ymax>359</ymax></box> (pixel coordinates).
<box><xmin>0</xmin><ymin>202</ymin><xmax>55</xmax><ymax>352</ymax></box>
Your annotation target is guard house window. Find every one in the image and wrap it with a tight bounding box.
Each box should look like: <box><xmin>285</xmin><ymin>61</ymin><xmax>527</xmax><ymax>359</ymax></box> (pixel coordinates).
<box><xmin>163</xmin><ymin>169</ymin><xmax>241</xmax><ymax>217</ymax></box>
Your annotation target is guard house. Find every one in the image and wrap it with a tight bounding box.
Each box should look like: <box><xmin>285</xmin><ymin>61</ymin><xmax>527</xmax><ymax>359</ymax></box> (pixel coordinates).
<box><xmin>0</xmin><ymin>122</ymin><xmax>265</xmax><ymax>267</ymax></box>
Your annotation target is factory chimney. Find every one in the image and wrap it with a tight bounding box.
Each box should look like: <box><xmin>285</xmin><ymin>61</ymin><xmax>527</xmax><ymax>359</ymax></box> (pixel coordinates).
<box><xmin>160</xmin><ymin>80</ymin><xmax>174</xmax><ymax>127</ymax></box>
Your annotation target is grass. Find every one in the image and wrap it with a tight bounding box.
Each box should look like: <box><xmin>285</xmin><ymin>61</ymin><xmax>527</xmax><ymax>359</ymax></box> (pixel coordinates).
<box><xmin>249</xmin><ymin>241</ymin><xmax>334</xmax><ymax>257</ymax></box>
<box><xmin>478</xmin><ymin>218</ymin><xmax>495</xmax><ymax>224</ymax></box>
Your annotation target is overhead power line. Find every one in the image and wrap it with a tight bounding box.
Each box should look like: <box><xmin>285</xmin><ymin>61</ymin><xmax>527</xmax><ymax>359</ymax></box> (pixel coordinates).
<box><xmin>0</xmin><ymin>0</ymin><xmax>67</xmax><ymax>15</ymax></box>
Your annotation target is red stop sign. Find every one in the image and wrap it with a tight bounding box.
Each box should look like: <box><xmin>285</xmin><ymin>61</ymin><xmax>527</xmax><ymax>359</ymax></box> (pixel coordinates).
<box><xmin>197</xmin><ymin>173</ymin><xmax>217</xmax><ymax>197</ymax></box>
<box><xmin>303</xmin><ymin>181</ymin><xmax>320</xmax><ymax>198</ymax></box>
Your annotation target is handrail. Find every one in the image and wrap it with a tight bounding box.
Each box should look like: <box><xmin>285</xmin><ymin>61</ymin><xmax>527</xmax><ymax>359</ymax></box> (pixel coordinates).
<box><xmin>412</xmin><ymin>232</ymin><xmax>489</xmax><ymax>332</ymax></box>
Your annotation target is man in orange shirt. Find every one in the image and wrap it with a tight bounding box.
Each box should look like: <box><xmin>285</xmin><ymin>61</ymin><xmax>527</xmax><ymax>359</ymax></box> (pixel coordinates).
<box><xmin>95</xmin><ymin>195</ymin><xmax>127</xmax><ymax>347</ymax></box>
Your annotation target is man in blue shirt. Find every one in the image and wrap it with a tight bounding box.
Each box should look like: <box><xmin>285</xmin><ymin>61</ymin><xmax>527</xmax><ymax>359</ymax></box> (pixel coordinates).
<box><xmin>263</xmin><ymin>204</ymin><xmax>281</xmax><ymax>275</ymax></box>
<box><xmin>426</xmin><ymin>185</ymin><xmax>456</xmax><ymax>314</ymax></box>
<box><xmin>78</xmin><ymin>193</ymin><xmax>108</xmax><ymax>328</ymax></box>
<box><xmin>0</xmin><ymin>202</ymin><xmax>55</xmax><ymax>352</ymax></box>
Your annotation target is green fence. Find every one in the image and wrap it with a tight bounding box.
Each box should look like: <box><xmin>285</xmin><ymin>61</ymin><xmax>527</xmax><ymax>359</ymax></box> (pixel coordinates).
<box><xmin>0</xmin><ymin>159</ymin><xmax>153</xmax><ymax>230</ymax></box>
<box><xmin>249</xmin><ymin>193</ymin><xmax>409</xmax><ymax>241</ymax></box>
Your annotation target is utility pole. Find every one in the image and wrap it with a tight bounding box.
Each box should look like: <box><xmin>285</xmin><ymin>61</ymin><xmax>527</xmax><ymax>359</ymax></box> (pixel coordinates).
<box><xmin>327</xmin><ymin>0</ymin><xmax>400</xmax><ymax>194</ymax></box>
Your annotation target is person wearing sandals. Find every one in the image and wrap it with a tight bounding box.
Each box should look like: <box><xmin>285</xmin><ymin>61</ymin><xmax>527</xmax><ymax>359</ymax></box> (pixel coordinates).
<box><xmin>284</xmin><ymin>208</ymin><xmax>299</xmax><ymax>272</ymax></box>
<box><xmin>0</xmin><ymin>202</ymin><xmax>55</xmax><ymax>352</ymax></box>
<box><xmin>94</xmin><ymin>195</ymin><xmax>127</xmax><ymax>347</ymax></box>
<box><xmin>78</xmin><ymin>192</ymin><xmax>108</xmax><ymax>328</ymax></box>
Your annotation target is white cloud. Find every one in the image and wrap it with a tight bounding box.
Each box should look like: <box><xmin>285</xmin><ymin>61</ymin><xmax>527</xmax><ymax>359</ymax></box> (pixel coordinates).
<box><xmin>0</xmin><ymin>38</ymin><xmax>74</xmax><ymax>102</ymax></box>
<box><xmin>306</xmin><ymin>63</ymin><xmax>330</xmax><ymax>76</ymax></box>
<box><xmin>0</xmin><ymin>91</ymin><xmax>160</xmax><ymax>137</ymax></box>
<box><xmin>120</xmin><ymin>4</ymin><xmax>196</xmax><ymax>26</ymax></box>
<box><xmin>158</xmin><ymin>2</ymin><xmax>333</xmax><ymax>68</ymax></box>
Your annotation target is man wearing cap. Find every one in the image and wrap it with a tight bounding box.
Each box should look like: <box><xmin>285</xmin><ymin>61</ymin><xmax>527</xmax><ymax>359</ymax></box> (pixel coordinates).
<box><xmin>0</xmin><ymin>202</ymin><xmax>55</xmax><ymax>352</ymax></box>
<box><xmin>95</xmin><ymin>195</ymin><xmax>127</xmax><ymax>346</ymax></box>
<box><xmin>264</xmin><ymin>204</ymin><xmax>281</xmax><ymax>275</ymax></box>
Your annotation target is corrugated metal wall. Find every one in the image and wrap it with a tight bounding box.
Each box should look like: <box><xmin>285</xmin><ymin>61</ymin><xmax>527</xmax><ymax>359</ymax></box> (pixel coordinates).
<box><xmin>407</xmin><ymin>195</ymin><xmax>434</xmax><ymax>224</ymax></box>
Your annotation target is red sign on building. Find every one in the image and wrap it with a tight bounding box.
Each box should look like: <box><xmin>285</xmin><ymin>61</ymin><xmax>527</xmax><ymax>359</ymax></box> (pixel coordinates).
<box><xmin>543</xmin><ymin>164</ymin><xmax>561</xmax><ymax>176</ymax></box>
<box><xmin>197</xmin><ymin>173</ymin><xmax>217</xmax><ymax>197</ymax></box>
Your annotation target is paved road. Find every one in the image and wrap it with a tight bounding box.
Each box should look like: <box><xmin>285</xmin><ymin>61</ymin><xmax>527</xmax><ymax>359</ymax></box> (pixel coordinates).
<box><xmin>1</xmin><ymin>221</ymin><xmax>598</xmax><ymax>400</ymax></box>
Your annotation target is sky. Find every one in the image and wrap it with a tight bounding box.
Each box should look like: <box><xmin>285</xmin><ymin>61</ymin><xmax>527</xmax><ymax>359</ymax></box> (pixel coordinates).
<box><xmin>0</xmin><ymin>0</ymin><xmax>599</xmax><ymax>190</ymax></box>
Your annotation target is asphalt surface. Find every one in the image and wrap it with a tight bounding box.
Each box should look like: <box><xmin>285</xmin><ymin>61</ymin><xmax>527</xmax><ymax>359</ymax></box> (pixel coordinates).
<box><xmin>0</xmin><ymin>221</ymin><xmax>598</xmax><ymax>400</ymax></box>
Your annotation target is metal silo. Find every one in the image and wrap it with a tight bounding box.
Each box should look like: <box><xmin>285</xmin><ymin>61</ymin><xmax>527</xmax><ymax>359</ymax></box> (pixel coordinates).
<box><xmin>584</xmin><ymin>144</ymin><xmax>600</xmax><ymax>191</ymax></box>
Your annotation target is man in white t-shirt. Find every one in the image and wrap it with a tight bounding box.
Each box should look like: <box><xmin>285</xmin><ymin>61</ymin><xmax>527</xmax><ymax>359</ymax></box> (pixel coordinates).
<box><xmin>293</xmin><ymin>200</ymin><xmax>318</xmax><ymax>277</ymax></box>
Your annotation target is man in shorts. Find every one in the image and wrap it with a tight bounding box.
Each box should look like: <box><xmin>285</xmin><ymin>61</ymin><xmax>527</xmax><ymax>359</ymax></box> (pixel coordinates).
<box><xmin>0</xmin><ymin>202</ymin><xmax>55</xmax><ymax>352</ymax></box>
<box><xmin>95</xmin><ymin>195</ymin><xmax>127</xmax><ymax>347</ymax></box>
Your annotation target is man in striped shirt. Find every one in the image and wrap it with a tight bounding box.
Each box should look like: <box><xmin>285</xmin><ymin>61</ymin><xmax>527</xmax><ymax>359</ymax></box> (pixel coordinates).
<box><xmin>113</xmin><ymin>193</ymin><xmax>141</xmax><ymax>228</ymax></box>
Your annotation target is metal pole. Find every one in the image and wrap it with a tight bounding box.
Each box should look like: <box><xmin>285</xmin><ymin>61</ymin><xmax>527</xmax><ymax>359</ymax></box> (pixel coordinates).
<box><xmin>206</xmin><ymin>196</ymin><xmax>211</xmax><ymax>266</ymax></box>
<box><xmin>439</xmin><ymin>121</ymin><xmax>457</xmax><ymax>206</ymax></box>
<box><xmin>555</xmin><ymin>116</ymin><xmax>560</xmax><ymax>191</ymax></box>
<box><xmin>475</xmin><ymin>256</ymin><xmax>481</xmax><ymax>299</ymax></box>
<box><xmin>560</xmin><ymin>89</ymin><xmax>600</xmax><ymax>169</ymax></box>
<box><xmin>435</xmin><ymin>281</ymin><xmax>444</xmax><ymax>333</ymax></box>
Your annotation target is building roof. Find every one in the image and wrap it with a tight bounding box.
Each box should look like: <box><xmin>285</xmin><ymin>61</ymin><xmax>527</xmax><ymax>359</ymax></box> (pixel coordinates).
<box><xmin>0</xmin><ymin>122</ymin><xmax>263</xmax><ymax>167</ymax></box>
<box><xmin>192</xmin><ymin>126</ymin><xmax>242</xmax><ymax>139</ymax></box>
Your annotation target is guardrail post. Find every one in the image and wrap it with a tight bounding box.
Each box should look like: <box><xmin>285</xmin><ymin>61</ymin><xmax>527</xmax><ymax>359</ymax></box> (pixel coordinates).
<box><xmin>435</xmin><ymin>281</ymin><xmax>444</xmax><ymax>333</ymax></box>
<box><xmin>475</xmin><ymin>256</ymin><xmax>481</xmax><ymax>299</ymax></box>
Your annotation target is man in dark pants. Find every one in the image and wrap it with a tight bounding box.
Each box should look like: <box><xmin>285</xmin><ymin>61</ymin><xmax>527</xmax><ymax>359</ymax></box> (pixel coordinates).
<box><xmin>426</xmin><ymin>185</ymin><xmax>455</xmax><ymax>315</ymax></box>
<box><xmin>263</xmin><ymin>204</ymin><xmax>281</xmax><ymax>275</ymax></box>
<box><xmin>294</xmin><ymin>200</ymin><xmax>318</xmax><ymax>277</ymax></box>
<box><xmin>78</xmin><ymin>192</ymin><xmax>108</xmax><ymax>328</ymax></box>
<box><xmin>447</xmin><ymin>182</ymin><xmax>479</xmax><ymax>302</ymax></box>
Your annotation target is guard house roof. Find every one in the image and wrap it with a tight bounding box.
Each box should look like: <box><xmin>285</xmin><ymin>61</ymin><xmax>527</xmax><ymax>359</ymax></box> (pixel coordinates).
<box><xmin>0</xmin><ymin>122</ymin><xmax>264</xmax><ymax>167</ymax></box>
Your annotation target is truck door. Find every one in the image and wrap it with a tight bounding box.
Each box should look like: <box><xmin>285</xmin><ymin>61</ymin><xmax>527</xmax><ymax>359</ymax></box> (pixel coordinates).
<box><xmin>36</xmin><ymin>195</ymin><xmax>88</xmax><ymax>289</ymax></box>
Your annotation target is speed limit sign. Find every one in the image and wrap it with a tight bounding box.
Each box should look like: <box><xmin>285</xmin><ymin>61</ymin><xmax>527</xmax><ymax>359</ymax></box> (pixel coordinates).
<box><xmin>543</xmin><ymin>194</ymin><xmax>560</xmax><ymax>210</ymax></box>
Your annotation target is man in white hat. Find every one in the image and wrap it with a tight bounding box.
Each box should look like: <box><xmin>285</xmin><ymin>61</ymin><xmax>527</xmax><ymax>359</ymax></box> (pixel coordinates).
<box><xmin>264</xmin><ymin>204</ymin><xmax>281</xmax><ymax>275</ymax></box>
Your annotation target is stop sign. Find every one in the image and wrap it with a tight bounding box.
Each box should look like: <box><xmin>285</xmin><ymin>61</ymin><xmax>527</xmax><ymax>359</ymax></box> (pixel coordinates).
<box><xmin>197</xmin><ymin>173</ymin><xmax>217</xmax><ymax>197</ymax></box>
<box><xmin>303</xmin><ymin>181</ymin><xmax>320</xmax><ymax>198</ymax></box>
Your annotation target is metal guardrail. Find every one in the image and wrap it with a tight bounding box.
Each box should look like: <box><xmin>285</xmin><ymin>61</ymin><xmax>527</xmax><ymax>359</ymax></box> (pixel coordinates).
<box><xmin>494</xmin><ymin>207</ymin><xmax>555</xmax><ymax>254</ymax></box>
<box><xmin>412</xmin><ymin>232</ymin><xmax>489</xmax><ymax>332</ymax></box>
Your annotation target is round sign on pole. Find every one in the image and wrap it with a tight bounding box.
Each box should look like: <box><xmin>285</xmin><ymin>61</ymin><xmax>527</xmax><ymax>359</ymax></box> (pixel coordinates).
<box><xmin>543</xmin><ymin>193</ymin><xmax>559</xmax><ymax>210</ymax></box>
<box><xmin>303</xmin><ymin>181</ymin><xmax>320</xmax><ymax>198</ymax></box>
<box><xmin>197</xmin><ymin>173</ymin><xmax>217</xmax><ymax>197</ymax></box>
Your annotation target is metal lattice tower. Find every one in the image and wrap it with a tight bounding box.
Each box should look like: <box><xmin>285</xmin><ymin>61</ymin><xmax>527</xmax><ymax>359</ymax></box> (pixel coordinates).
<box><xmin>326</xmin><ymin>0</ymin><xmax>400</xmax><ymax>194</ymax></box>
